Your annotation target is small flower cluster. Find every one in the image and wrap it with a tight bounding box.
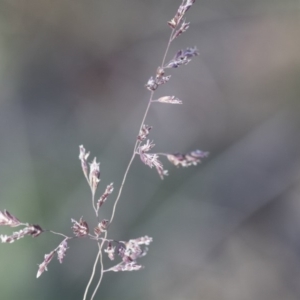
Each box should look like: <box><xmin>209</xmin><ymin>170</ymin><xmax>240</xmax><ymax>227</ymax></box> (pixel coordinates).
<box><xmin>78</xmin><ymin>145</ymin><xmax>152</xmax><ymax>276</ymax></box>
<box><xmin>165</xmin><ymin>47</ymin><xmax>199</xmax><ymax>69</ymax></box>
<box><xmin>79</xmin><ymin>145</ymin><xmax>115</xmax><ymax>218</ymax></box>
<box><xmin>37</xmin><ymin>158</ymin><xmax>110</xmax><ymax>279</ymax></box>
<box><xmin>37</xmin><ymin>238</ymin><xmax>69</xmax><ymax>278</ymax></box>
<box><xmin>140</xmin><ymin>0</ymin><xmax>207</xmax><ymax>181</ymax></box>
<box><xmin>167</xmin><ymin>150</ymin><xmax>209</xmax><ymax>167</ymax></box>
<box><xmin>0</xmin><ymin>209</ymin><xmax>69</xmax><ymax>278</ymax></box>
<box><xmin>137</xmin><ymin>145</ymin><xmax>208</xmax><ymax>178</ymax></box>
<box><xmin>0</xmin><ymin>210</ymin><xmax>43</xmax><ymax>243</ymax></box>
<box><xmin>146</xmin><ymin>0</ymin><xmax>197</xmax><ymax>91</ymax></box>
<box><xmin>104</xmin><ymin>236</ymin><xmax>153</xmax><ymax>272</ymax></box>
<box><xmin>138</xmin><ymin>140</ymin><xmax>168</xmax><ymax>179</ymax></box>
<box><xmin>168</xmin><ymin>0</ymin><xmax>195</xmax><ymax>29</ymax></box>
<box><xmin>145</xmin><ymin>67</ymin><xmax>171</xmax><ymax>92</ymax></box>
<box><xmin>138</xmin><ymin>124</ymin><xmax>153</xmax><ymax>141</ymax></box>
<box><xmin>94</xmin><ymin>219</ymin><xmax>109</xmax><ymax>236</ymax></box>
<box><xmin>77</xmin><ymin>146</ymin><xmax>114</xmax><ymax>241</ymax></box>
<box><xmin>71</xmin><ymin>217</ymin><xmax>89</xmax><ymax>237</ymax></box>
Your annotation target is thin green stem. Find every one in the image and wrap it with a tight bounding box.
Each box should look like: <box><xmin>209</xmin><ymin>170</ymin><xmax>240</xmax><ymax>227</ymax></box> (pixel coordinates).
<box><xmin>109</xmin><ymin>92</ymin><xmax>154</xmax><ymax>224</ymax></box>
<box><xmin>46</xmin><ymin>230</ymin><xmax>72</xmax><ymax>239</ymax></box>
<box><xmin>161</xmin><ymin>29</ymin><xmax>175</xmax><ymax>68</ymax></box>
<box><xmin>82</xmin><ymin>246</ymin><xmax>102</xmax><ymax>300</ymax></box>
<box><xmin>109</xmin><ymin>29</ymin><xmax>175</xmax><ymax>226</ymax></box>
<box><xmin>90</xmin><ymin>232</ymin><xmax>107</xmax><ymax>300</ymax></box>
<box><xmin>92</xmin><ymin>192</ymin><xmax>97</xmax><ymax>216</ymax></box>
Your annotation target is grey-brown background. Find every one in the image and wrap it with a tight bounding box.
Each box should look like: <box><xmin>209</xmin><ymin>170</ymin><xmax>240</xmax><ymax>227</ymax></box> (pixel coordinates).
<box><xmin>0</xmin><ymin>0</ymin><xmax>300</xmax><ymax>299</ymax></box>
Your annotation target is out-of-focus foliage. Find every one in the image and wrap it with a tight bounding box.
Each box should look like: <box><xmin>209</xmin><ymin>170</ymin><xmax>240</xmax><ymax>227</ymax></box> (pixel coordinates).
<box><xmin>0</xmin><ymin>0</ymin><xmax>300</xmax><ymax>299</ymax></box>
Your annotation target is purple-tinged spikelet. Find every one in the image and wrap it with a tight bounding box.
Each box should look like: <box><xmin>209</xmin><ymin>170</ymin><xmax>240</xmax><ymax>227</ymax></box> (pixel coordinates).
<box><xmin>71</xmin><ymin>217</ymin><xmax>89</xmax><ymax>237</ymax></box>
<box><xmin>36</xmin><ymin>250</ymin><xmax>56</xmax><ymax>278</ymax></box>
<box><xmin>165</xmin><ymin>47</ymin><xmax>199</xmax><ymax>68</ymax></box>
<box><xmin>0</xmin><ymin>210</ymin><xmax>22</xmax><ymax>227</ymax></box>
<box><xmin>105</xmin><ymin>236</ymin><xmax>153</xmax><ymax>272</ymax></box>
<box><xmin>57</xmin><ymin>240</ymin><xmax>68</xmax><ymax>264</ymax></box>
<box><xmin>153</xmin><ymin>96</ymin><xmax>182</xmax><ymax>104</ymax></box>
<box><xmin>97</xmin><ymin>183</ymin><xmax>114</xmax><ymax>209</ymax></box>
<box><xmin>168</xmin><ymin>0</ymin><xmax>196</xmax><ymax>28</ymax></box>
<box><xmin>0</xmin><ymin>225</ymin><xmax>43</xmax><ymax>243</ymax></box>
<box><xmin>167</xmin><ymin>150</ymin><xmax>209</xmax><ymax>167</ymax></box>
<box><xmin>94</xmin><ymin>219</ymin><xmax>109</xmax><ymax>236</ymax></box>
<box><xmin>79</xmin><ymin>145</ymin><xmax>90</xmax><ymax>181</ymax></box>
<box><xmin>89</xmin><ymin>158</ymin><xmax>100</xmax><ymax>195</ymax></box>
<box><xmin>138</xmin><ymin>124</ymin><xmax>153</xmax><ymax>141</ymax></box>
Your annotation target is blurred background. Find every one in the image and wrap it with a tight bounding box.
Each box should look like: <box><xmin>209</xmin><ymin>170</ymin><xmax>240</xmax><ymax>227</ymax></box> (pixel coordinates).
<box><xmin>0</xmin><ymin>0</ymin><xmax>300</xmax><ymax>299</ymax></box>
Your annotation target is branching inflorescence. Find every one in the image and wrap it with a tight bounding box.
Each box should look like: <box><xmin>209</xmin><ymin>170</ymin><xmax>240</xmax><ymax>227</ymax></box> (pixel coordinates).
<box><xmin>0</xmin><ymin>1</ymin><xmax>208</xmax><ymax>299</ymax></box>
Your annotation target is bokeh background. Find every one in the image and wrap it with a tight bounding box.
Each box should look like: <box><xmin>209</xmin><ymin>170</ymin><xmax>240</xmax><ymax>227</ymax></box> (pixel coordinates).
<box><xmin>0</xmin><ymin>0</ymin><xmax>300</xmax><ymax>299</ymax></box>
